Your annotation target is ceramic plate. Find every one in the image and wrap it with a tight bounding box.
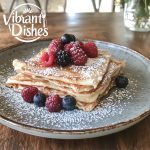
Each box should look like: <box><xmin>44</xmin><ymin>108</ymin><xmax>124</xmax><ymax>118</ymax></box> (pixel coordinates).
<box><xmin>0</xmin><ymin>40</ymin><xmax>150</xmax><ymax>139</ymax></box>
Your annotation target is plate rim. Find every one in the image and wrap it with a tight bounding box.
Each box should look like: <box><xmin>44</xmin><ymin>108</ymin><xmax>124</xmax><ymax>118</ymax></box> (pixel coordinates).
<box><xmin>0</xmin><ymin>39</ymin><xmax>150</xmax><ymax>135</ymax></box>
<box><xmin>0</xmin><ymin>108</ymin><xmax>150</xmax><ymax>135</ymax></box>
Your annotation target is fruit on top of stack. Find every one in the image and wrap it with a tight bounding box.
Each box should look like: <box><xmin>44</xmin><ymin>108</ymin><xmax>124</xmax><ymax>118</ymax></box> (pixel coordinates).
<box><xmin>40</xmin><ymin>33</ymin><xmax>98</xmax><ymax>67</ymax></box>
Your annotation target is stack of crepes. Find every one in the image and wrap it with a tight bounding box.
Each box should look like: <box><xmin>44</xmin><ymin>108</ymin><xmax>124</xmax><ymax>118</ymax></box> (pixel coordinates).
<box><xmin>6</xmin><ymin>48</ymin><xmax>125</xmax><ymax>111</ymax></box>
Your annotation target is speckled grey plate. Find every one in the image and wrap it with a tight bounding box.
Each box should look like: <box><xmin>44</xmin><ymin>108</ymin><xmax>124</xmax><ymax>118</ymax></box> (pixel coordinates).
<box><xmin>0</xmin><ymin>40</ymin><xmax>150</xmax><ymax>139</ymax></box>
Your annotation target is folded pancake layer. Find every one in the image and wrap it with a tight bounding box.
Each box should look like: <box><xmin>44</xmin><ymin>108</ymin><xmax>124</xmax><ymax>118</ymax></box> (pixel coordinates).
<box><xmin>12</xmin><ymin>49</ymin><xmax>111</xmax><ymax>88</ymax></box>
<box><xmin>6</xmin><ymin>48</ymin><xmax>125</xmax><ymax>111</ymax></box>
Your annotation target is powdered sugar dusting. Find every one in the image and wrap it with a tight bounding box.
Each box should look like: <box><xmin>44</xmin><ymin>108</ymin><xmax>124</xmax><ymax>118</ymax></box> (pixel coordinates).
<box><xmin>23</xmin><ymin>51</ymin><xmax>110</xmax><ymax>83</ymax></box>
<box><xmin>33</xmin><ymin>67</ymin><xmax>61</xmax><ymax>77</ymax></box>
<box><xmin>0</xmin><ymin>40</ymin><xmax>150</xmax><ymax>132</ymax></box>
<box><xmin>70</xmin><ymin>57</ymin><xmax>107</xmax><ymax>79</ymax></box>
<box><xmin>0</xmin><ymin>60</ymin><xmax>141</xmax><ymax>129</ymax></box>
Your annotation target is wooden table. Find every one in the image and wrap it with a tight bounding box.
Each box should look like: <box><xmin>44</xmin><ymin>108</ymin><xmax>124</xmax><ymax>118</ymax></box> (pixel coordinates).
<box><xmin>0</xmin><ymin>13</ymin><xmax>150</xmax><ymax>150</ymax></box>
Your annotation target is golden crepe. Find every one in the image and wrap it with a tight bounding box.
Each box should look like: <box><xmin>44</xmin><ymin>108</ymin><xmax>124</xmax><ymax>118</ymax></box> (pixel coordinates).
<box><xmin>6</xmin><ymin>48</ymin><xmax>125</xmax><ymax>111</ymax></box>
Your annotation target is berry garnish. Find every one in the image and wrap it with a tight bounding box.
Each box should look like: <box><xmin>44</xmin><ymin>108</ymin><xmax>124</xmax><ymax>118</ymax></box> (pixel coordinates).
<box><xmin>84</xmin><ymin>42</ymin><xmax>98</xmax><ymax>58</ymax></box>
<box><xmin>48</xmin><ymin>39</ymin><xmax>62</xmax><ymax>55</ymax></box>
<box><xmin>64</xmin><ymin>41</ymin><xmax>84</xmax><ymax>55</ymax></box>
<box><xmin>78</xmin><ymin>41</ymin><xmax>84</xmax><ymax>49</ymax></box>
<box><xmin>33</xmin><ymin>93</ymin><xmax>46</xmax><ymax>107</ymax></box>
<box><xmin>62</xmin><ymin>95</ymin><xmax>76</xmax><ymax>111</ymax></box>
<box><xmin>56</xmin><ymin>50</ymin><xmax>72</xmax><ymax>67</ymax></box>
<box><xmin>70</xmin><ymin>47</ymin><xmax>87</xmax><ymax>66</ymax></box>
<box><xmin>61</xmin><ymin>34</ymin><xmax>76</xmax><ymax>44</ymax></box>
<box><xmin>21</xmin><ymin>86</ymin><xmax>38</xmax><ymax>103</ymax></box>
<box><xmin>40</xmin><ymin>52</ymin><xmax>55</xmax><ymax>67</ymax></box>
<box><xmin>115</xmin><ymin>76</ymin><xmax>129</xmax><ymax>88</ymax></box>
<box><xmin>46</xmin><ymin>94</ymin><xmax>62</xmax><ymax>112</ymax></box>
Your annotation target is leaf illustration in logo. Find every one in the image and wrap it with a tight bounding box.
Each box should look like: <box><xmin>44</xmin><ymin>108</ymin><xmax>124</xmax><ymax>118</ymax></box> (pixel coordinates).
<box><xmin>23</xmin><ymin>8</ymin><xmax>33</xmax><ymax>14</ymax></box>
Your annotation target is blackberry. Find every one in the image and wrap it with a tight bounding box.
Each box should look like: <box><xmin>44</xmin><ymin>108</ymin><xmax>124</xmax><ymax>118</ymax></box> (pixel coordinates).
<box><xmin>56</xmin><ymin>50</ymin><xmax>72</xmax><ymax>67</ymax></box>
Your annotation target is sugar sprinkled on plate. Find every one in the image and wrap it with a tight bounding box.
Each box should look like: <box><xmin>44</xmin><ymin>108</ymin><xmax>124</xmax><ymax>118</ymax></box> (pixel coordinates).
<box><xmin>0</xmin><ymin>61</ymin><xmax>139</xmax><ymax>130</ymax></box>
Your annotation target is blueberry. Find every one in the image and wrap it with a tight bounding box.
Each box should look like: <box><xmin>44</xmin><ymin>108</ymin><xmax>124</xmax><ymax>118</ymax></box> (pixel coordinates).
<box><xmin>61</xmin><ymin>34</ymin><xmax>76</xmax><ymax>44</ymax></box>
<box><xmin>115</xmin><ymin>75</ymin><xmax>129</xmax><ymax>88</ymax></box>
<box><xmin>62</xmin><ymin>95</ymin><xmax>76</xmax><ymax>111</ymax></box>
<box><xmin>33</xmin><ymin>93</ymin><xmax>46</xmax><ymax>107</ymax></box>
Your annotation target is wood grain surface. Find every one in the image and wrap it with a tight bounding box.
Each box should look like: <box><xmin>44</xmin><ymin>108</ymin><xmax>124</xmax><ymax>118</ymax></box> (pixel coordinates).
<box><xmin>0</xmin><ymin>13</ymin><xmax>150</xmax><ymax>150</ymax></box>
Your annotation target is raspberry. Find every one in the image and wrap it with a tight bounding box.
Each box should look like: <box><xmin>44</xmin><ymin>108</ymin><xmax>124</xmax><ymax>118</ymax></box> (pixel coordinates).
<box><xmin>64</xmin><ymin>42</ymin><xmax>74</xmax><ymax>55</ymax></box>
<box><xmin>84</xmin><ymin>42</ymin><xmax>98</xmax><ymax>58</ymax></box>
<box><xmin>46</xmin><ymin>94</ymin><xmax>62</xmax><ymax>112</ymax></box>
<box><xmin>40</xmin><ymin>52</ymin><xmax>55</xmax><ymax>67</ymax></box>
<box><xmin>64</xmin><ymin>41</ymin><xmax>84</xmax><ymax>55</ymax></box>
<box><xmin>56</xmin><ymin>50</ymin><xmax>72</xmax><ymax>67</ymax></box>
<box><xmin>21</xmin><ymin>86</ymin><xmax>38</xmax><ymax>103</ymax></box>
<box><xmin>70</xmin><ymin>47</ymin><xmax>87</xmax><ymax>66</ymax></box>
<box><xmin>78</xmin><ymin>41</ymin><xmax>84</xmax><ymax>49</ymax></box>
<box><xmin>48</xmin><ymin>39</ymin><xmax>63</xmax><ymax>55</ymax></box>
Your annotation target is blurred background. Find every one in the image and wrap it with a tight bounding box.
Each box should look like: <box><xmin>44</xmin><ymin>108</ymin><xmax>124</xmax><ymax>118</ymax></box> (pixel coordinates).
<box><xmin>0</xmin><ymin>0</ymin><xmax>149</xmax><ymax>32</ymax></box>
<box><xmin>0</xmin><ymin>0</ymin><xmax>124</xmax><ymax>13</ymax></box>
